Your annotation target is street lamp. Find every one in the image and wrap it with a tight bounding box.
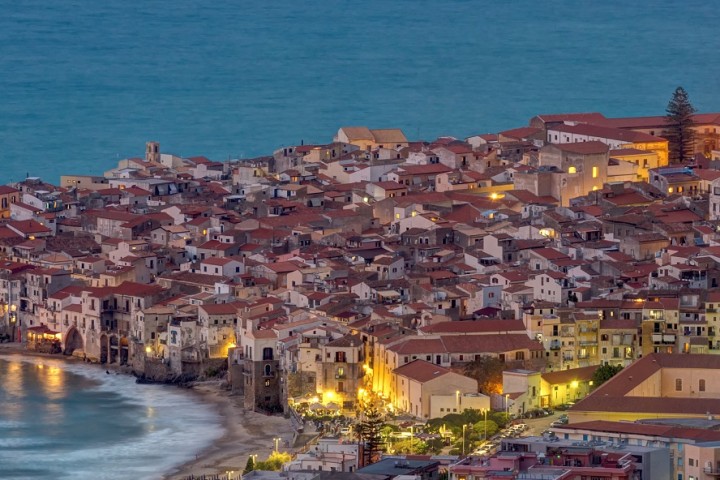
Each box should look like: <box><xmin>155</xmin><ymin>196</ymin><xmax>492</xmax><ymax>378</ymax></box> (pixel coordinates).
<box><xmin>483</xmin><ymin>408</ymin><xmax>488</xmax><ymax>442</ymax></box>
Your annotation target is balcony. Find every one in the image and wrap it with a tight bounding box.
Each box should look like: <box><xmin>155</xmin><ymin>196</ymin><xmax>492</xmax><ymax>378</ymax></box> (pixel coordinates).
<box><xmin>579</xmin><ymin>340</ymin><xmax>598</xmax><ymax>346</ymax></box>
<box><xmin>704</xmin><ymin>467</ymin><xmax>720</xmax><ymax>476</ymax></box>
<box><xmin>579</xmin><ymin>327</ymin><xmax>598</xmax><ymax>333</ymax></box>
<box><xmin>652</xmin><ymin>333</ymin><xmax>676</xmax><ymax>344</ymax></box>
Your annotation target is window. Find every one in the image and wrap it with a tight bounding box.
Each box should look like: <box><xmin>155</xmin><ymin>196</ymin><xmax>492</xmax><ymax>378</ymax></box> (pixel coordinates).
<box><xmin>264</xmin><ymin>364</ymin><xmax>272</xmax><ymax>377</ymax></box>
<box><xmin>264</xmin><ymin>379</ymin><xmax>270</xmax><ymax>387</ymax></box>
<box><xmin>568</xmin><ymin>166</ymin><xmax>577</xmax><ymax>174</ymax></box>
<box><xmin>700</xmin><ymin>379</ymin><xmax>706</xmax><ymax>392</ymax></box>
<box><xmin>592</xmin><ymin>166</ymin><xmax>599</xmax><ymax>178</ymax></box>
<box><xmin>262</xmin><ymin>347</ymin><xmax>273</xmax><ymax>360</ymax></box>
<box><xmin>676</xmin><ymin>378</ymin><xmax>683</xmax><ymax>391</ymax></box>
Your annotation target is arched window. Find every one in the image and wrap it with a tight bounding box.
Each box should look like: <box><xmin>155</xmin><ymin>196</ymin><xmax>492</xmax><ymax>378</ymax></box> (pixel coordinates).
<box><xmin>264</xmin><ymin>364</ymin><xmax>272</xmax><ymax>377</ymax></box>
<box><xmin>568</xmin><ymin>166</ymin><xmax>577</xmax><ymax>174</ymax></box>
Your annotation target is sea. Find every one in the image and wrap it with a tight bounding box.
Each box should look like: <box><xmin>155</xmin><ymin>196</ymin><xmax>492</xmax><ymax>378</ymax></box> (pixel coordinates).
<box><xmin>0</xmin><ymin>356</ymin><xmax>223</xmax><ymax>480</ymax></box>
<box><xmin>1</xmin><ymin>0</ymin><xmax>720</xmax><ymax>184</ymax></box>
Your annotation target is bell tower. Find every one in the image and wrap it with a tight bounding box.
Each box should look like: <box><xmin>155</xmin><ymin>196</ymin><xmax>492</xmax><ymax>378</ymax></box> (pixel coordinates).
<box><xmin>145</xmin><ymin>141</ymin><xmax>160</xmax><ymax>163</ymax></box>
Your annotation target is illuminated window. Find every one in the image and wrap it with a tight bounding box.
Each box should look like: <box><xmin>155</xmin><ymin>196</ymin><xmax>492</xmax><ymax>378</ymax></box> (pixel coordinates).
<box><xmin>592</xmin><ymin>166</ymin><xmax>599</xmax><ymax>178</ymax></box>
<box><xmin>395</xmin><ymin>213</ymin><xmax>400</xmax><ymax>219</ymax></box>
<box><xmin>568</xmin><ymin>166</ymin><xmax>577</xmax><ymax>174</ymax></box>
<box><xmin>668</xmin><ymin>187</ymin><xmax>674</xmax><ymax>193</ymax></box>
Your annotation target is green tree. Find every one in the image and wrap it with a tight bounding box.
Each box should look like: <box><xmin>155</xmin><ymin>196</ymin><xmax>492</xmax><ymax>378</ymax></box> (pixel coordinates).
<box><xmin>473</xmin><ymin>419</ymin><xmax>499</xmax><ymax>440</ymax></box>
<box><xmin>592</xmin><ymin>363</ymin><xmax>623</xmax><ymax>389</ymax></box>
<box><xmin>464</xmin><ymin>356</ymin><xmax>505</xmax><ymax>395</ymax></box>
<box><xmin>391</xmin><ymin>437</ymin><xmax>429</xmax><ymax>454</ymax></box>
<box><xmin>355</xmin><ymin>402</ymin><xmax>386</xmax><ymax>465</ymax></box>
<box><xmin>664</xmin><ymin>86</ymin><xmax>696</xmax><ymax>164</ymax></box>
<box><xmin>255</xmin><ymin>451</ymin><xmax>292</xmax><ymax>471</ymax></box>
<box><xmin>243</xmin><ymin>455</ymin><xmax>255</xmax><ymax>475</ymax></box>
<box><xmin>243</xmin><ymin>455</ymin><xmax>255</xmax><ymax>474</ymax></box>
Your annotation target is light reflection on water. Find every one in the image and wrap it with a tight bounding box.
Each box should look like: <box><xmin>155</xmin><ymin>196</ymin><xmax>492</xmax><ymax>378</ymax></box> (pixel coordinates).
<box><xmin>0</xmin><ymin>356</ymin><xmax>223</xmax><ymax>480</ymax></box>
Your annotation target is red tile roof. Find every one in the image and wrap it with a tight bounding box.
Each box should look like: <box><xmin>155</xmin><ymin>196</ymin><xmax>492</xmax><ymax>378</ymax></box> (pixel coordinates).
<box><xmin>547</xmin><ymin>141</ymin><xmax>610</xmax><ymax>155</ymax></box>
<box><xmin>571</xmin><ymin>354</ymin><xmax>720</xmax><ymax>416</ymax></box>
<box><xmin>393</xmin><ymin>359</ymin><xmax>453</xmax><ymax>383</ymax></box>
<box><xmin>549</xmin><ymin>123</ymin><xmax>665</xmax><ymax>144</ymax></box>
<box><xmin>534</xmin><ymin>113</ymin><xmax>608</xmax><ymax>124</ymax></box>
<box><xmin>541</xmin><ymin>365</ymin><xmax>598</xmax><ymax>385</ymax></box>
<box><xmin>200</xmin><ymin>303</ymin><xmax>241</xmax><ymax>315</ymax></box>
<box><xmin>8</xmin><ymin>219</ymin><xmax>52</xmax><ymax>235</ymax></box>
<box><xmin>419</xmin><ymin>320</ymin><xmax>526</xmax><ymax>335</ymax></box>
<box><xmin>564</xmin><ymin>420</ymin><xmax>720</xmax><ymax>442</ymax></box>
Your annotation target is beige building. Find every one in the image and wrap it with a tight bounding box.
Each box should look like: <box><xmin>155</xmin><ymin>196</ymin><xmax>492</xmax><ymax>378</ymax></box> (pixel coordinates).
<box><xmin>569</xmin><ymin>353</ymin><xmax>720</xmax><ymax>423</ymax></box>
<box><xmin>334</xmin><ymin>127</ymin><xmax>409</xmax><ymax>151</ymax></box>
<box><xmin>502</xmin><ymin>369</ymin><xmax>542</xmax><ymax>415</ymax></box>
<box><xmin>514</xmin><ymin>142</ymin><xmax>610</xmax><ymax>206</ymax></box>
<box><xmin>609</xmin><ymin>148</ymin><xmax>660</xmax><ymax>181</ymax></box>
<box><xmin>540</xmin><ymin>365</ymin><xmax>597</xmax><ymax>408</ymax></box>
<box><xmin>319</xmin><ymin>334</ymin><xmax>365</xmax><ymax>409</ymax></box>
<box><xmin>392</xmin><ymin>359</ymin><xmax>478</xmax><ymax>419</ymax></box>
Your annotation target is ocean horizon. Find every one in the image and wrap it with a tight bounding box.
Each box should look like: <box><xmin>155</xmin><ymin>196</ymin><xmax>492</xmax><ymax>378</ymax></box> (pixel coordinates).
<box><xmin>0</xmin><ymin>355</ymin><xmax>223</xmax><ymax>480</ymax></box>
<box><xmin>2</xmin><ymin>0</ymin><xmax>720</xmax><ymax>184</ymax></box>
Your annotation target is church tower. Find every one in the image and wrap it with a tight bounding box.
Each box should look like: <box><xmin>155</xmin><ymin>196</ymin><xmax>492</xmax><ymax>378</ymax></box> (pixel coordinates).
<box><xmin>145</xmin><ymin>141</ymin><xmax>160</xmax><ymax>163</ymax></box>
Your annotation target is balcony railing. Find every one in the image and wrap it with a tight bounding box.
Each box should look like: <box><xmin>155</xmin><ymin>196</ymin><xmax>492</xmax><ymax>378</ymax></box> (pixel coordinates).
<box><xmin>652</xmin><ymin>333</ymin><xmax>676</xmax><ymax>344</ymax></box>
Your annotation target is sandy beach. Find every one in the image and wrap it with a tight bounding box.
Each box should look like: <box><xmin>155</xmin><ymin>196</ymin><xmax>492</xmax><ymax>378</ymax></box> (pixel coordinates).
<box><xmin>0</xmin><ymin>343</ymin><xmax>296</xmax><ymax>480</ymax></box>
<box><xmin>162</xmin><ymin>381</ymin><xmax>294</xmax><ymax>480</ymax></box>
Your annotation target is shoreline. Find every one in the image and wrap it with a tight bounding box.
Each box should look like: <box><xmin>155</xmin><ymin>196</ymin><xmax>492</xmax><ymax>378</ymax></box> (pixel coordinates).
<box><xmin>0</xmin><ymin>343</ymin><xmax>295</xmax><ymax>480</ymax></box>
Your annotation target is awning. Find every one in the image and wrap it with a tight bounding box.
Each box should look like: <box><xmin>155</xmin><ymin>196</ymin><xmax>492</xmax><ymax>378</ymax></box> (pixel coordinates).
<box><xmin>27</xmin><ymin>325</ymin><xmax>60</xmax><ymax>336</ymax></box>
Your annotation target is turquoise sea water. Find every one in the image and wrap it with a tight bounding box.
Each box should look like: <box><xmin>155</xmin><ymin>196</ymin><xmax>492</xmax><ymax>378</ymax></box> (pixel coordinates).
<box><xmin>1</xmin><ymin>1</ymin><xmax>719</xmax><ymax>183</ymax></box>
<box><xmin>0</xmin><ymin>356</ymin><xmax>223</xmax><ymax>480</ymax></box>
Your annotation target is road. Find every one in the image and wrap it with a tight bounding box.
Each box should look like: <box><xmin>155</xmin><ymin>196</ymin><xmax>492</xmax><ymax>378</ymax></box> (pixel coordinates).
<box><xmin>517</xmin><ymin>411</ymin><xmax>566</xmax><ymax>436</ymax></box>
